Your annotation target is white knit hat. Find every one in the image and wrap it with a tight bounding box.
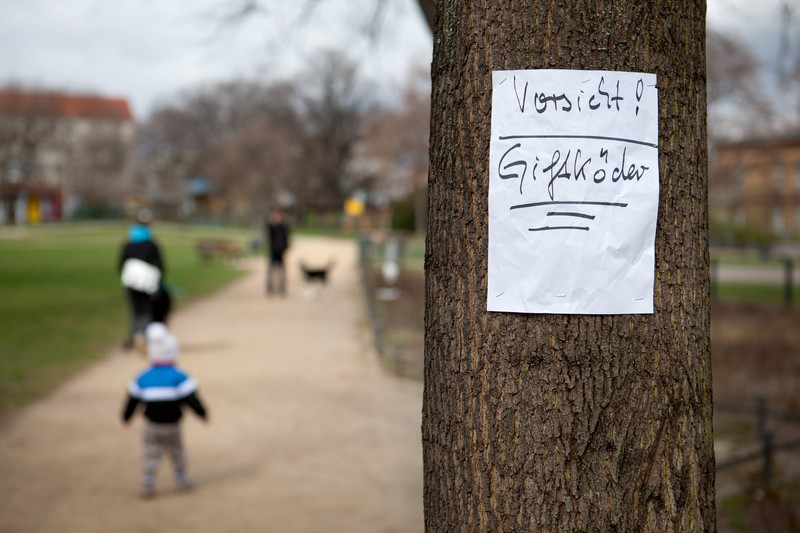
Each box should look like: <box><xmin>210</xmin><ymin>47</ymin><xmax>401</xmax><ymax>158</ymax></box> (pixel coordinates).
<box><xmin>145</xmin><ymin>322</ymin><xmax>179</xmax><ymax>363</ymax></box>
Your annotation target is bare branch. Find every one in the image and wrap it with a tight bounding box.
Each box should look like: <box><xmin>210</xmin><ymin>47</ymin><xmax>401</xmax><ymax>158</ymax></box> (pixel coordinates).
<box><xmin>217</xmin><ymin>0</ymin><xmax>266</xmax><ymax>27</ymax></box>
<box><xmin>290</xmin><ymin>0</ymin><xmax>323</xmax><ymax>28</ymax></box>
<box><xmin>363</xmin><ymin>0</ymin><xmax>389</xmax><ymax>43</ymax></box>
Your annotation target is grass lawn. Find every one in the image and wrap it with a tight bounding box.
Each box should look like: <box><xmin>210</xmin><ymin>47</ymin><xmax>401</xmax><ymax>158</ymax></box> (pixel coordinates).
<box><xmin>715</xmin><ymin>283</ymin><xmax>800</xmax><ymax>306</ymax></box>
<box><xmin>0</xmin><ymin>221</ymin><xmax>252</xmax><ymax>419</ymax></box>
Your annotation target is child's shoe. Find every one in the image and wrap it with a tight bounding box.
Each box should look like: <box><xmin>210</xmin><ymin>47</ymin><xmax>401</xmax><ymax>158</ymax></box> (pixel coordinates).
<box><xmin>140</xmin><ymin>484</ymin><xmax>156</xmax><ymax>499</ymax></box>
<box><xmin>175</xmin><ymin>474</ymin><xmax>194</xmax><ymax>491</ymax></box>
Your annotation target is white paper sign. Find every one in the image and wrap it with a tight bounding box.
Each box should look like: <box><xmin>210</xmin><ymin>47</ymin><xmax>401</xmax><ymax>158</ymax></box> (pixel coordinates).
<box><xmin>488</xmin><ymin>69</ymin><xmax>659</xmax><ymax>314</ymax></box>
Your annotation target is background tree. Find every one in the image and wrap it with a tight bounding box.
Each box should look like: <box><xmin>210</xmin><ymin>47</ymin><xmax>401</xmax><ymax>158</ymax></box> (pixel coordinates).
<box><xmin>138</xmin><ymin>57</ymin><xmax>370</xmax><ymax>221</ymax></box>
<box><xmin>293</xmin><ymin>50</ymin><xmax>371</xmax><ymax>211</ymax></box>
<box><xmin>359</xmin><ymin>67</ymin><xmax>430</xmax><ymax>232</ymax></box>
<box><xmin>138</xmin><ymin>79</ymin><xmax>301</xmax><ymax>220</ymax></box>
<box><xmin>139</xmin><ymin>80</ymin><xmax>267</xmax><ymax>187</ymax></box>
<box><xmin>202</xmin><ymin>118</ymin><xmax>301</xmax><ymax>223</ymax></box>
<box><xmin>66</xmin><ymin>130</ymin><xmax>131</xmax><ymax>213</ymax></box>
<box><xmin>706</xmin><ymin>28</ymin><xmax>773</xmax><ymax>143</ymax></box>
<box><xmin>215</xmin><ymin>0</ymin><xmax>435</xmax><ymax>36</ymax></box>
<box><xmin>423</xmin><ymin>2</ymin><xmax>714</xmax><ymax>532</ymax></box>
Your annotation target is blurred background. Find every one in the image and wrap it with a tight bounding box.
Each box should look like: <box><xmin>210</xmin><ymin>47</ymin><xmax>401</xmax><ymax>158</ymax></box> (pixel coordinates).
<box><xmin>0</xmin><ymin>0</ymin><xmax>799</xmax><ymax>531</ymax></box>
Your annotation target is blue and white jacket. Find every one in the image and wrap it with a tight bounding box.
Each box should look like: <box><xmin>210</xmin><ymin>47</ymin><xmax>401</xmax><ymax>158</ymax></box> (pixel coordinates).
<box><xmin>122</xmin><ymin>365</ymin><xmax>207</xmax><ymax>424</ymax></box>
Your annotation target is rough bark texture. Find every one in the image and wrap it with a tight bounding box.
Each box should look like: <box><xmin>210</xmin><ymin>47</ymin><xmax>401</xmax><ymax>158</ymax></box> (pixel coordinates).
<box><xmin>422</xmin><ymin>1</ymin><xmax>715</xmax><ymax>532</ymax></box>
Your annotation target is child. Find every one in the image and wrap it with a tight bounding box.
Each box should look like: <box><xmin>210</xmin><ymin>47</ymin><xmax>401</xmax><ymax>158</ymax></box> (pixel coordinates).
<box><xmin>121</xmin><ymin>322</ymin><xmax>208</xmax><ymax>498</ymax></box>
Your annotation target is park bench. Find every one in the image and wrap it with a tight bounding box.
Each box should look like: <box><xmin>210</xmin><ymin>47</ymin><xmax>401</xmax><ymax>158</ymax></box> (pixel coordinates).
<box><xmin>193</xmin><ymin>238</ymin><xmax>242</xmax><ymax>263</ymax></box>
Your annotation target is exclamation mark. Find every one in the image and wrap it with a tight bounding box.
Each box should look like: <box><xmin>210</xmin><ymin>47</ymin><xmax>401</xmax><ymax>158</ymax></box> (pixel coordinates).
<box><xmin>635</xmin><ymin>78</ymin><xmax>644</xmax><ymax>117</ymax></box>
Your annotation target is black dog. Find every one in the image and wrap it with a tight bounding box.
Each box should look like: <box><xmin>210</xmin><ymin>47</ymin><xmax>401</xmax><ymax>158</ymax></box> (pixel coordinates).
<box><xmin>300</xmin><ymin>261</ymin><xmax>335</xmax><ymax>286</ymax></box>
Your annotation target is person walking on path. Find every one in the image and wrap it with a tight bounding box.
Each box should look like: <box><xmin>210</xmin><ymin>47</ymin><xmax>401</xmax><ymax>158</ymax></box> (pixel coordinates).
<box><xmin>121</xmin><ymin>322</ymin><xmax>208</xmax><ymax>499</ymax></box>
<box><xmin>119</xmin><ymin>208</ymin><xmax>165</xmax><ymax>351</ymax></box>
<box><xmin>265</xmin><ymin>208</ymin><xmax>290</xmax><ymax>296</ymax></box>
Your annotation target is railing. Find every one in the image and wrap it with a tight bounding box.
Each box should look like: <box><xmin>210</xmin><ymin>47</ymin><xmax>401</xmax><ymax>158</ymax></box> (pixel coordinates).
<box><xmin>358</xmin><ymin>236</ymin><xmax>387</xmax><ymax>361</ymax></box>
<box><xmin>357</xmin><ymin>232</ymin><xmax>417</xmax><ymax>377</ymax></box>
<box><xmin>716</xmin><ymin>395</ymin><xmax>800</xmax><ymax>486</ymax></box>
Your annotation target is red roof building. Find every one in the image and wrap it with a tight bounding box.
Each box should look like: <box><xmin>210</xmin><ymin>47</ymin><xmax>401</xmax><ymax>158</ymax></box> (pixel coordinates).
<box><xmin>0</xmin><ymin>90</ymin><xmax>132</xmax><ymax>121</ymax></box>
<box><xmin>711</xmin><ymin>133</ymin><xmax>800</xmax><ymax>238</ymax></box>
<box><xmin>0</xmin><ymin>89</ymin><xmax>136</xmax><ymax>224</ymax></box>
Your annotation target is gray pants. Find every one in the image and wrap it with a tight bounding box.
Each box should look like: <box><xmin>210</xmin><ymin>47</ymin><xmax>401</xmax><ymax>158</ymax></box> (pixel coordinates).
<box><xmin>142</xmin><ymin>421</ymin><xmax>187</xmax><ymax>486</ymax></box>
<box><xmin>267</xmin><ymin>253</ymin><xmax>286</xmax><ymax>294</ymax></box>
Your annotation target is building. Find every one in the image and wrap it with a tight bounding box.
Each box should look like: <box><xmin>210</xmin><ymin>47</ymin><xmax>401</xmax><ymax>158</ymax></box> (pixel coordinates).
<box><xmin>0</xmin><ymin>89</ymin><xmax>135</xmax><ymax>224</ymax></box>
<box><xmin>711</xmin><ymin>133</ymin><xmax>800</xmax><ymax>238</ymax></box>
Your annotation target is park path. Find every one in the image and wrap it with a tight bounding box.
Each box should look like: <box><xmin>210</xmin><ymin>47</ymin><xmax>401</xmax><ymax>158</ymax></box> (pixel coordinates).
<box><xmin>0</xmin><ymin>237</ymin><xmax>424</xmax><ymax>533</ymax></box>
<box><xmin>715</xmin><ymin>263</ymin><xmax>800</xmax><ymax>284</ymax></box>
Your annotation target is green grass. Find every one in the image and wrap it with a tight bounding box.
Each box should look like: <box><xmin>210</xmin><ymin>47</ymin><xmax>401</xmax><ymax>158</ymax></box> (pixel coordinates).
<box><xmin>402</xmin><ymin>235</ymin><xmax>425</xmax><ymax>273</ymax></box>
<box><xmin>0</xmin><ymin>221</ymin><xmax>251</xmax><ymax>418</ymax></box>
<box><xmin>718</xmin><ymin>492</ymin><xmax>749</xmax><ymax>531</ymax></box>
<box><xmin>714</xmin><ymin>283</ymin><xmax>800</xmax><ymax>305</ymax></box>
<box><xmin>711</xmin><ymin>254</ymin><xmax>783</xmax><ymax>267</ymax></box>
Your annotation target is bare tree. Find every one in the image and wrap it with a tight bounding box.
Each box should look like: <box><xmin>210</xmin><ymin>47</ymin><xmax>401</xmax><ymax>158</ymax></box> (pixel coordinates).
<box><xmin>139</xmin><ymin>78</ymin><xmax>313</xmax><ymax>221</ymax></box>
<box><xmin>707</xmin><ymin>28</ymin><xmax>774</xmax><ymax>142</ymax></box>
<box><xmin>776</xmin><ymin>1</ymin><xmax>800</xmax><ymax>129</ymax></box>
<box><xmin>360</xmin><ymin>66</ymin><xmax>430</xmax><ymax>230</ymax></box>
<box><xmin>202</xmin><ymin>119</ymin><xmax>302</xmax><ymax>223</ymax></box>
<box><xmin>293</xmin><ymin>50</ymin><xmax>371</xmax><ymax>210</ymax></box>
<box><xmin>212</xmin><ymin>0</ymin><xmax>434</xmax><ymax>35</ymax></box>
<box><xmin>138</xmin><ymin>80</ymin><xmax>274</xmax><ymax>213</ymax></box>
<box><xmin>66</xmin><ymin>129</ymin><xmax>131</xmax><ymax>209</ymax></box>
<box><xmin>423</xmin><ymin>2</ymin><xmax>714</xmax><ymax>531</ymax></box>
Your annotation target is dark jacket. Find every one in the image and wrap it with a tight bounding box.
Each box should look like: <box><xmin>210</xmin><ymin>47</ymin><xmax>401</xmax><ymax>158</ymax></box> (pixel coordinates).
<box><xmin>267</xmin><ymin>221</ymin><xmax>289</xmax><ymax>255</ymax></box>
<box><xmin>118</xmin><ymin>225</ymin><xmax>164</xmax><ymax>276</ymax></box>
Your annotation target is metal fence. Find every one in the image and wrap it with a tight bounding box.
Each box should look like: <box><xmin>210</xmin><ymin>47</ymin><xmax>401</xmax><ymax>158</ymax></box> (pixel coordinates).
<box><xmin>716</xmin><ymin>395</ymin><xmax>800</xmax><ymax>486</ymax></box>
<box><xmin>358</xmin><ymin>233</ymin><xmax>409</xmax><ymax>375</ymax></box>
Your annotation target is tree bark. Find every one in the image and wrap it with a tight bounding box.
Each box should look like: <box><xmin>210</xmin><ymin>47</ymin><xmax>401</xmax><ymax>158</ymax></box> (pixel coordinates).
<box><xmin>423</xmin><ymin>1</ymin><xmax>714</xmax><ymax>532</ymax></box>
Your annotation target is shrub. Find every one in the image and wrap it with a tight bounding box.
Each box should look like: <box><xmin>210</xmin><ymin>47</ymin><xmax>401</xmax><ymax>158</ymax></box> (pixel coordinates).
<box><xmin>390</xmin><ymin>195</ymin><xmax>416</xmax><ymax>233</ymax></box>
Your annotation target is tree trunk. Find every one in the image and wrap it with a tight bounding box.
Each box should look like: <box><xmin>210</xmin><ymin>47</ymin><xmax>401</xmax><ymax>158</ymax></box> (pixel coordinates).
<box><xmin>423</xmin><ymin>2</ymin><xmax>714</xmax><ymax>532</ymax></box>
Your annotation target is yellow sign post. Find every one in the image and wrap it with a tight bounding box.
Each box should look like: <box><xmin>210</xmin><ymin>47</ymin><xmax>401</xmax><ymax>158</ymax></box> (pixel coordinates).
<box><xmin>344</xmin><ymin>197</ymin><xmax>365</xmax><ymax>217</ymax></box>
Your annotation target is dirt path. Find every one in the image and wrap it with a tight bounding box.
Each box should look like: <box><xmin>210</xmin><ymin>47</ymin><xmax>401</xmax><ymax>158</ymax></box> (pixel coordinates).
<box><xmin>0</xmin><ymin>237</ymin><xmax>424</xmax><ymax>533</ymax></box>
<box><xmin>716</xmin><ymin>263</ymin><xmax>800</xmax><ymax>285</ymax></box>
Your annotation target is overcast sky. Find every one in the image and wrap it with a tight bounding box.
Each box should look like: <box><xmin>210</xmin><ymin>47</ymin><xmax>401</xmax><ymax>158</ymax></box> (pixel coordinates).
<box><xmin>0</xmin><ymin>0</ymin><xmax>791</xmax><ymax>120</ymax></box>
<box><xmin>0</xmin><ymin>0</ymin><xmax>433</xmax><ymax>118</ymax></box>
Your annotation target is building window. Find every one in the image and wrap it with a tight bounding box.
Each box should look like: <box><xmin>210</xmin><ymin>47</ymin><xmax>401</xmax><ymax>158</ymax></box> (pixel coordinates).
<box><xmin>735</xmin><ymin>208</ymin><xmax>745</xmax><ymax>226</ymax></box>
<box><xmin>734</xmin><ymin>165</ymin><xmax>745</xmax><ymax>195</ymax></box>
<box><xmin>772</xmin><ymin>208</ymin><xmax>785</xmax><ymax>235</ymax></box>
<box><xmin>795</xmin><ymin>164</ymin><xmax>800</xmax><ymax>193</ymax></box>
<box><xmin>774</xmin><ymin>164</ymin><xmax>784</xmax><ymax>192</ymax></box>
